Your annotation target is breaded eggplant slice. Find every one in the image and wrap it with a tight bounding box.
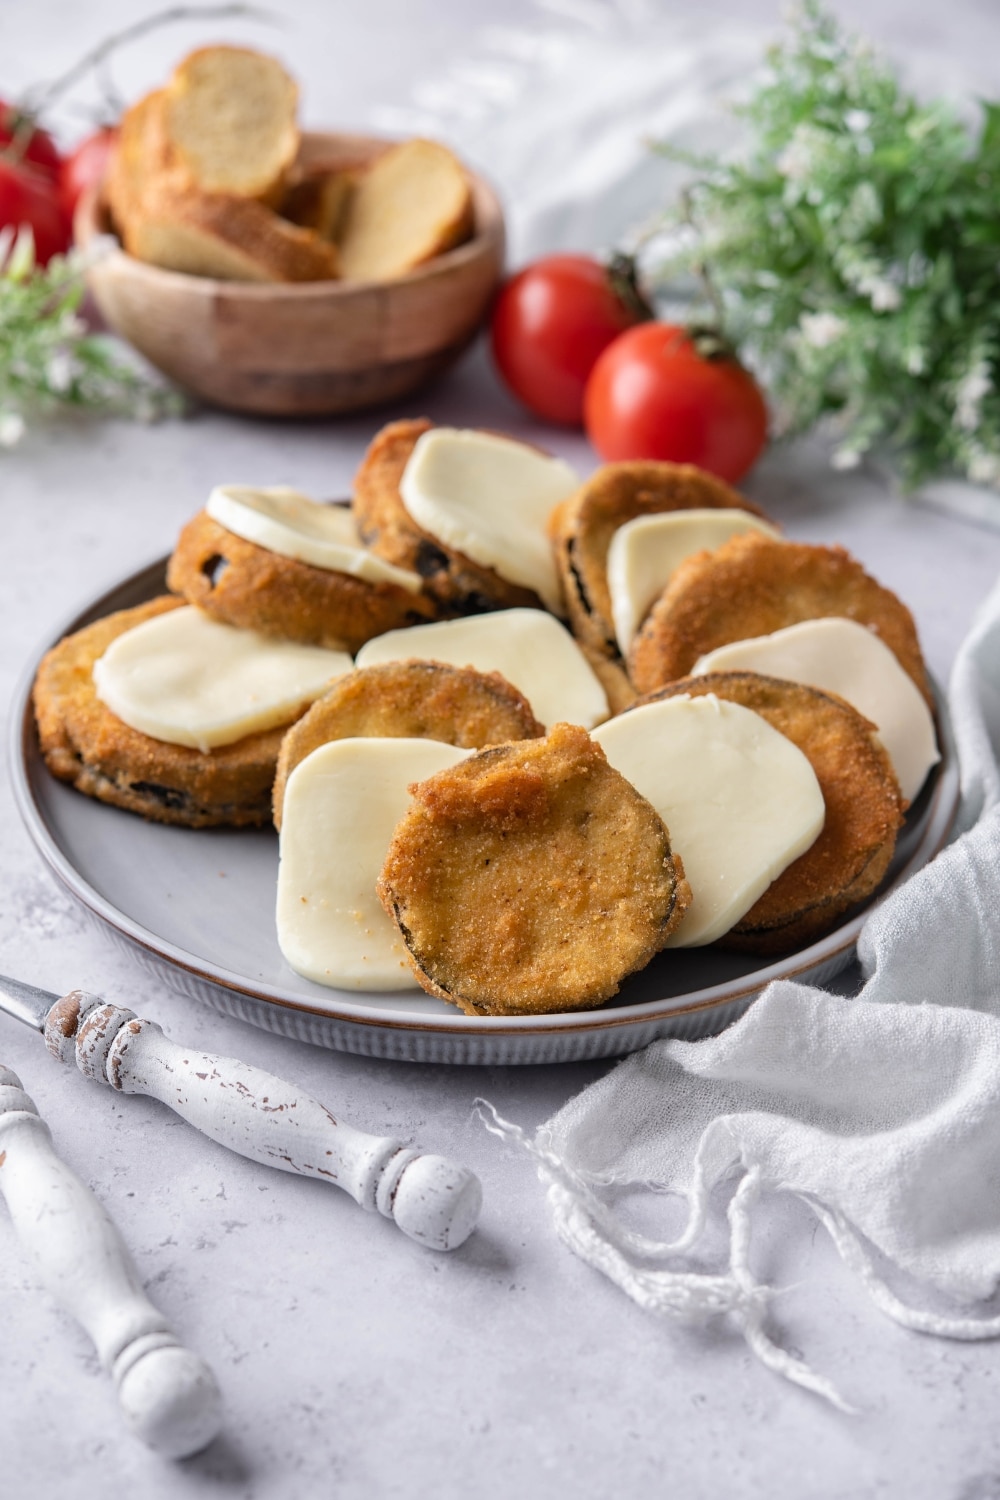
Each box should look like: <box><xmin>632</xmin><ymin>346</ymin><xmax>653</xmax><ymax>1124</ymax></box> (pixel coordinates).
<box><xmin>273</xmin><ymin>660</ymin><xmax>545</xmax><ymax>828</ymax></box>
<box><xmin>579</xmin><ymin>644</ymin><xmax>637</xmax><ymax>717</ymax></box>
<box><xmin>641</xmin><ymin>672</ymin><xmax>906</xmax><ymax>953</ymax></box>
<box><xmin>167</xmin><ymin>509</ymin><xmax>439</xmax><ymax>653</ymax></box>
<box><xmin>351</xmin><ymin>418</ymin><xmax>549</xmax><ymax>614</ymax></box>
<box><xmin>376</xmin><ymin>721</ymin><xmax>691</xmax><ymax>1016</ymax></box>
<box><xmin>32</xmin><ymin>597</ymin><xmax>285</xmax><ymax>828</ymax></box>
<box><xmin>551</xmin><ymin>460</ymin><xmax>771</xmax><ymax>668</ymax></box>
<box><xmin>629</xmin><ymin>533</ymin><xmax>932</xmax><ymax>704</ymax></box>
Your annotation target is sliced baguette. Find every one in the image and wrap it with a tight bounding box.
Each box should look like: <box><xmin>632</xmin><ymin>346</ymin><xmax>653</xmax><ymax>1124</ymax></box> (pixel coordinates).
<box><xmin>281</xmin><ymin>167</ymin><xmax>356</xmax><ymax>242</ymax></box>
<box><xmin>123</xmin><ymin>184</ymin><xmax>340</xmax><ymax>282</ymax></box>
<box><xmin>105</xmin><ymin>89</ymin><xmax>180</xmax><ymax>235</ymax></box>
<box><xmin>163</xmin><ymin>45</ymin><xmax>299</xmax><ymax>203</ymax></box>
<box><xmin>338</xmin><ymin>138</ymin><xmax>473</xmax><ymax>282</ymax></box>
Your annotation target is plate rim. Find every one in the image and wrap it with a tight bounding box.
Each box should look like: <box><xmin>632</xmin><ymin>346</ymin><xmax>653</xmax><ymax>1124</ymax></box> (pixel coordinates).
<box><xmin>10</xmin><ymin>556</ymin><xmax>962</xmax><ymax>1045</ymax></box>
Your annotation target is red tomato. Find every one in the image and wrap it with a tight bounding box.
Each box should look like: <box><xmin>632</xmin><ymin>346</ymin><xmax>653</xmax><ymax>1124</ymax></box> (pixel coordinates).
<box><xmin>490</xmin><ymin>253</ymin><xmax>648</xmax><ymax>426</ymax></box>
<box><xmin>0</xmin><ymin>101</ymin><xmax>62</xmax><ymax>179</ymax></box>
<box><xmin>584</xmin><ymin>323</ymin><xmax>768</xmax><ymax>483</ymax></box>
<box><xmin>60</xmin><ymin>126</ymin><xmax>118</xmax><ymax>222</ymax></box>
<box><xmin>0</xmin><ymin>159</ymin><xmax>72</xmax><ymax>265</ymax></box>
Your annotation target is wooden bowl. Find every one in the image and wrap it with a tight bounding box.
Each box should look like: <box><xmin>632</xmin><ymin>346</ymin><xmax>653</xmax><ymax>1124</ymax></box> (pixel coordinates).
<box><xmin>76</xmin><ymin>132</ymin><xmax>506</xmax><ymax>417</ymax></box>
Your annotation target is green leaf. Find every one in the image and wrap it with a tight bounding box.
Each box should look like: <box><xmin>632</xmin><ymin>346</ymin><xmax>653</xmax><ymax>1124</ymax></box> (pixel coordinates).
<box><xmin>0</xmin><ymin>248</ymin><xmax>183</xmax><ymax>445</ymax></box>
<box><xmin>643</xmin><ymin>0</ymin><xmax>1000</xmax><ymax>490</ymax></box>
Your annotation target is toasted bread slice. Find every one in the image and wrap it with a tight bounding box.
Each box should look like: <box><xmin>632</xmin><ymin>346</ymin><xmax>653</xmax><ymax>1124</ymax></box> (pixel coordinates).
<box><xmin>106</xmin><ymin>89</ymin><xmax>179</xmax><ymax>235</ymax></box>
<box><xmin>123</xmin><ymin>184</ymin><xmax>339</xmax><ymax>282</ymax></box>
<box><xmin>338</xmin><ymin>139</ymin><xmax>473</xmax><ymax>282</ymax></box>
<box><xmin>108</xmin><ymin>75</ymin><xmax>332</xmax><ymax>283</ymax></box>
<box><xmin>281</xmin><ymin>167</ymin><xmax>356</xmax><ymax>241</ymax></box>
<box><xmin>163</xmin><ymin>45</ymin><xmax>299</xmax><ymax>203</ymax></box>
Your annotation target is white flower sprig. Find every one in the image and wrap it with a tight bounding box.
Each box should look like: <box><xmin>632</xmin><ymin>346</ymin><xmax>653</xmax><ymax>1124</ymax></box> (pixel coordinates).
<box><xmin>0</xmin><ymin>228</ymin><xmax>183</xmax><ymax>447</ymax></box>
<box><xmin>649</xmin><ymin>0</ymin><xmax>1000</xmax><ymax>490</ymax></box>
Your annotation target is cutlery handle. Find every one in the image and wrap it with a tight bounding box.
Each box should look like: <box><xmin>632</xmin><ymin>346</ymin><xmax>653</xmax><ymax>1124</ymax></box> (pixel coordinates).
<box><xmin>45</xmin><ymin>992</ymin><xmax>481</xmax><ymax>1253</ymax></box>
<box><xmin>0</xmin><ymin>1064</ymin><xmax>221</xmax><ymax>1458</ymax></box>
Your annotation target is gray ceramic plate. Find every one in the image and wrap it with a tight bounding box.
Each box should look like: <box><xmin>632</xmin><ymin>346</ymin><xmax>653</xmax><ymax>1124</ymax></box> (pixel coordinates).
<box><xmin>11</xmin><ymin>559</ymin><xmax>960</xmax><ymax>1065</ymax></box>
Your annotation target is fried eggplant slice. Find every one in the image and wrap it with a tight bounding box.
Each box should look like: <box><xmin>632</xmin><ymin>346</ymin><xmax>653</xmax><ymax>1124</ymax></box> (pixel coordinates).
<box><xmin>167</xmin><ymin>509</ymin><xmax>439</xmax><ymax>653</ymax></box>
<box><xmin>629</xmin><ymin>534</ymin><xmax>932</xmax><ymax>703</ymax></box>
<box><xmin>579</xmin><ymin>643</ymin><xmax>637</xmax><ymax>717</ymax></box>
<box><xmin>351</xmin><ymin>418</ymin><xmax>548</xmax><ymax>614</ymax></box>
<box><xmin>273</xmin><ymin>660</ymin><xmax>544</xmax><ymax>828</ymax></box>
<box><xmin>376</xmin><ymin>721</ymin><xmax>691</xmax><ymax>1015</ymax></box>
<box><xmin>551</xmin><ymin>460</ymin><xmax>770</xmax><ymax>669</ymax></box>
<box><xmin>640</xmin><ymin>672</ymin><xmax>906</xmax><ymax>952</ymax></box>
<box><xmin>33</xmin><ymin>597</ymin><xmax>286</xmax><ymax>828</ymax></box>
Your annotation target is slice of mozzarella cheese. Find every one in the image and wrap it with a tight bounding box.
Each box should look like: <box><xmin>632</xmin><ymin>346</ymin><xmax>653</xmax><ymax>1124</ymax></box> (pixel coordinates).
<box><xmin>398</xmin><ymin>428</ymin><xmax>578</xmax><ymax>614</ymax></box>
<box><xmin>206</xmin><ymin>484</ymin><xmax>422</xmax><ymax>592</ymax></box>
<box><xmin>607</xmin><ymin>508</ymin><xmax>781</xmax><ymax>655</ymax></box>
<box><xmin>693</xmin><ymin>617</ymin><xmax>938</xmax><ymax>803</ymax></box>
<box><xmin>276</xmin><ymin>737</ymin><xmax>470</xmax><ymax>990</ymax></box>
<box><xmin>593</xmin><ymin>695</ymin><xmax>824</xmax><ymax>947</ymax></box>
<box><xmin>93</xmin><ymin>606</ymin><xmax>353</xmax><ymax>752</ymax></box>
<box><xmin>354</xmin><ymin>608</ymin><xmax>609</xmax><ymax>730</ymax></box>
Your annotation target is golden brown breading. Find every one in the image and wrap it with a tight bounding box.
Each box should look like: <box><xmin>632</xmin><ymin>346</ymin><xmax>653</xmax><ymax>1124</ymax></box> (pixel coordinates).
<box><xmin>32</xmin><ymin>597</ymin><xmax>287</xmax><ymax>828</ymax></box>
<box><xmin>376</xmin><ymin>721</ymin><xmax>691</xmax><ymax>1016</ymax></box>
<box><xmin>167</xmin><ymin>510</ymin><xmax>439</xmax><ymax>652</ymax></box>
<box><xmin>351</xmin><ymin>419</ymin><xmax>549</xmax><ymax>613</ymax></box>
<box><xmin>629</xmin><ymin>534</ymin><xmax>932</xmax><ymax>703</ymax></box>
<box><xmin>639</xmin><ymin>672</ymin><xmax>906</xmax><ymax>952</ymax></box>
<box><xmin>273</xmin><ymin>660</ymin><xmax>544</xmax><ymax>828</ymax></box>
<box><xmin>578</xmin><ymin>644</ymin><xmax>637</xmax><ymax>717</ymax></box>
<box><xmin>551</xmin><ymin>461</ymin><xmax>771</xmax><ymax>668</ymax></box>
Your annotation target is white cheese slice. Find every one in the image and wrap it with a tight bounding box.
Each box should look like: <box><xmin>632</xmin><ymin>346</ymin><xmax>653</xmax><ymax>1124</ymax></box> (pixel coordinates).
<box><xmin>93</xmin><ymin>606</ymin><xmax>353</xmax><ymax>752</ymax></box>
<box><xmin>276</xmin><ymin>737</ymin><xmax>470</xmax><ymax>990</ymax></box>
<box><xmin>607</xmin><ymin>508</ymin><xmax>781</xmax><ymax>655</ymax></box>
<box><xmin>354</xmin><ymin>608</ymin><xmax>609</xmax><ymax>730</ymax></box>
<box><xmin>593</xmin><ymin>695</ymin><xmax>824</xmax><ymax>947</ymax></box>
<box><xmin>206</xmin><ymin>484</ymin><xmax>422</xmax><ymax>592</ymax></box>
<box><xmin>398</xmin><ymin>428</ymin><xmax>579</xmax><ymax>614</ymax></box>
<box><xmin>693</xmin><ymin>617</ymin><xmax>938</xmax><ymax>803</ymax></box>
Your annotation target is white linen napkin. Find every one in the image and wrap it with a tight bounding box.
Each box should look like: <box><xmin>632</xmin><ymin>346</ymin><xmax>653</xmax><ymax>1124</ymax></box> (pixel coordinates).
<box><xmin>480</xmin><ymin>572</ymin><xmax>1000</xmax><ymax>1409</ymax></box>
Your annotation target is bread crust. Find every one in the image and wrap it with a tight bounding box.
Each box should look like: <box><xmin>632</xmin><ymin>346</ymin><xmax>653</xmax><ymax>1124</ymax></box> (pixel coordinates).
<box><xmin>280</xmin><ymin>166</ymin><xmax>356</xmax><ymax>240</ymax></box>
<box><xmin>122</xmin><ymin>182</ymin><xmax>339</xmax><ymax>282</ymax></box>
<box><xmin>106</xmin><ymin>89</ymin><xmax>179</xmax><ymax>234</ymax></box>
<box><xmin>351</xmin><ymin>419</ymin><xmax>548</xmax><ymax>613</ymax></box>
<box><xmin>272</xmin><ymin>660</ymin><xmax>545</xmax><ymax>828</ymax></box>
<box><xmin>32</xmin><ymin>597</ymin><xmax>287</xmax><ymax>828</ymax></box>
<box><xmin>551</xmin><ymin>461</ymin><xmax>771</xmax><ymax>670</ymax></box>
<box><xmin>629</xmin><ymin>534</ymin><xmax>932</xmax><ymax>704</ymax></box>
<box><xmin>167</xmin><ymin>511</ymin><xmax>439</xmax><ymax>651</ymax></box>
<box><xmin>376</xmin><ymin>722</ymin><xmax>691</xmax><ymax>1015</ymax></box>
<box><xmin>637</xmin><ymin>672</ymin><xmax>906</xmax><ymax>953</ymax></box>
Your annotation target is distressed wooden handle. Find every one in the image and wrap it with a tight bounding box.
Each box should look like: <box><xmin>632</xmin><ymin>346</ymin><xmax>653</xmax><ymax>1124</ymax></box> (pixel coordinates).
<box><xmin>45</xmin><ymin>993</ymin><xmax>481</xmax><ymax>1252</ymax></box>
<box><xmin>0</xmin><ymin>1064</ymin><xmax>222</xmax><ymax>1458</ymax></box>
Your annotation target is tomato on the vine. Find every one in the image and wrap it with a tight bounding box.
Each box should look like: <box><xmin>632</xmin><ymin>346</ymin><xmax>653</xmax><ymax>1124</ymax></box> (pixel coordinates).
<box><xmin>584</xmin><ymin>322</ymin><xmax>768</xmax><ymax>483</ymax></box>
<box><xmin>0</xmin><ymin>101</ymin><xmax>62</xmax><ymax>179</ymax></box>
<box><xmin>0</xmin><ymin>159</ymin><xmax>72</xmax><ymax>264</ymax></box>
<box><xmin>490</xmin><ymin>253</ymin><xmax>650</xmax><ymax>426</ymax></box>
<box><xmin>60</xmin><ymin>126</ymin><xmax>118</xmax><ymax>222</ymax></box>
